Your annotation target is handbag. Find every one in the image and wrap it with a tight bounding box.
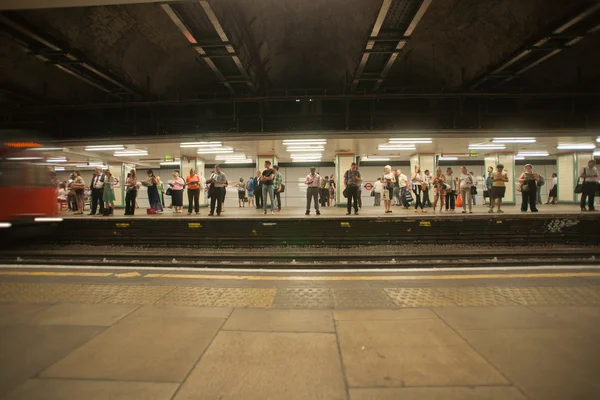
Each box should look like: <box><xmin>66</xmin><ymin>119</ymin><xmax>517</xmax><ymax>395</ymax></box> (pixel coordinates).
<box><xmin>421</xmin><ymin>183</ymin><xmax>427</xmax><ymax>191</ymax></box>
<box><xmin>165</xmin><ymin>188</ymin><xmax>172</xmax><ymax>196</ymax></box>
<box><xmin>146</xmin><ymin>208</ymin><xmax>157</xmax><ymax>215</ymax></box>
<box><xmin>483</xmin><ymin>189</ymin><xmax>489</xmax><ymax>198</ymax></box>
<box><xmin>574</xmin><ymin>168</ymin><xmax>585</xmax><ymax>194</ymax></box>
<box><xmin>370</xmin><ymin>190</ymin><xmax>375</xmax><ymax>197</ymax></box>
<box><xmin>343</xmin><ymin>188</ymin><xmax>349</xmax><ymax>198</ymax></box>
<box><xmin>456</xmin><ymin>194</ymin><xmax>463</xmax><ymax>207</ymax></box>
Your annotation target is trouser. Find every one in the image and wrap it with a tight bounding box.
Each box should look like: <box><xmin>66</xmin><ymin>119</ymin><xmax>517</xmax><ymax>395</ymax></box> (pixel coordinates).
<box><xmin>125</xmin><ymin>189</ymin><xmax>136</xmax><ymax>215</ymax></box>
<box><xmin>460</xmin><ymin>187</ymin><xmax>472</xmax><ymax>211</ymax></box>
<box><xmin>400</xmin><ymin>187</ymin><xmax>409</xmax><ymax>207</ymax></box>
<box><xmin>188</xmin><ymin>188</ymin><xmax>200</xmax><ymax>213</ymax></box>
<box><xmin>275</xmin><ymin>191</ymin><xmax>282</xmax><ymax>210</ymax></box>
<box><xmin>346</xmin><ymin>185</ymin><xmax>359</xmax><ymax>213</ymax></box>
<box><xmin>255</xmin><ymin>185</ymin><xmax>263</xmax><ymax>208</ymax></box>
<box><xmin>263</xmin><ymin>184</ymin><xmax>275</xmax><ymax>212</ymax></box>
<box><xmin>319</xmin><ymin>188</ymin><xmax>328</xmax><ymax>206</ymax></box>
<box><xmin>536</xmin><ymin>185</ymin><xmax>542</xmax><ymax>205</ymax></box>
<box><xmin>414</xmin><ymin>185</ymin><xmax>423</xmax><ymax>209</ymax></box>
<box><xmin>357</xmin><ymin>188</ymin><xmax>362</xmax><ymax>208</ymax></box>
<box><xmin>393</xmin><ymin>186</ymin><xmax>400</xmax><ymax>204</ymax></box>
<box><xmin>374</xmin><ymin>192</ymin><xmax>381</xmax><ymax>206</ymax></box>
<box><xmin>306</xmin><ymin>187</ymin><xmax>319</xmax><ymax>212</ymax></box>
<box><xmin>445</xmin><ymin>190</ymin><xmax>456</xmax><ymax>210</ymax></box>
<box><xmin>91</xmin><ymin>189</ymin><xmax>104</xmax><ymax>214</ymax></box>
<box><xmin>210</xmin><ymin>187</ymin><xmax>224</xmax><ymax>214</ymax></box>
<box><xmin>423</xmin><ymin>188</ymin><xmax>431</xmax><ymax>206</ymax></box>
<box><xmin>521</xmin><ymin>181</ymin><xmax>538</xmax><ymax>211</ymax></box>
<box><xmin>472</xmin><ymin>190</ymin><xmax>477</xmax><ymax>205</ymax></box>
<box><xmin>581</xmin><ymin>182</ymin><xmax>597</xmax><ymax>209</ymax></box>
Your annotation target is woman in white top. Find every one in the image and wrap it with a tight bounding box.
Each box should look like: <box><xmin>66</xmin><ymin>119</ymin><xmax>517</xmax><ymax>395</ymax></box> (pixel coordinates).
<box><xmin>382</xmin><ymin>165</ymin><xmax>395</xmax><ymax>214</ymax></box>
<box><xmin>170</xmin><ymin>171</ymin><xmax>185</xmax><ymax>214</ymax></box>
<box><xmin>458</xmin><ymin>166</ymin><xmax>474</xmax><ymax>213</ymax></box>
<box><xmin>432</xmin><ymin>167</ymin><xmax>446</xmax><ymax>213</ymax></box>
<box><xmin>411</xmin><ymin>164</ymin><xmax>426</xmax><ymax>213</ymax></box>
<box><xmin>546</xmin><ymin>173</ymin><xmax>558</xmax><ymax>205</ymax></box>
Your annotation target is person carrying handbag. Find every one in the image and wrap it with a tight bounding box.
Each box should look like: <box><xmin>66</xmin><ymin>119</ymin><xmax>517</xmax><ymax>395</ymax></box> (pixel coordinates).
<box><xmin>579</xmin><ymin>160</ymin><xmax>598</xmax><ymax>212</ymax></box>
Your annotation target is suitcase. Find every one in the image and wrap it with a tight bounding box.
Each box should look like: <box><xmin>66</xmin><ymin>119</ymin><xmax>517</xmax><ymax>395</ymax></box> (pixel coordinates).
<box><xmin>146</xmin><ymin>208</ymin><xmax>157</xmax><ymax>215</ymax></box>
<box><xmin>102</xmin><ymin>208</ymin><xmax>112</xmax><ymax>216</ymax></box>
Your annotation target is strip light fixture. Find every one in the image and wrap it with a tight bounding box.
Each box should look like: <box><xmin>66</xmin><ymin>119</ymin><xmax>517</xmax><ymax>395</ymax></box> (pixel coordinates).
<box><xmin>196</xmin><ymin>147</ymin><xmax>234</xmax><ymax>154</ymax></box>
<box><xmin>285</xmin><ymin>146</ymin><xmax>325</xmax><ymax>152</ymax></box>
<box><xmin>6</xmin><ymin>157</ymin><xmax>43</xmax><ymax>160</ymax></box>
<box><xmin>516</xmin><ymin>151</ymin><xmax>549</xmax><ymax>157</ymax></box>
<box><xmin>283</xmin><ymin>139</ymin><xmax>327</xmax><ymax>144</ymax></box>
<box><xmin>85</xmin><ymin>145</ymin><xmax>125</xmax><ymax>151</ymax></box>
<box><xmin>225</xmin><ymin>159</ymin><xmax>254</xmax><ymax>164</ymax></box>
<box><xmin>0</xmin><ymin>222</ymin><xmax>11</xmax><ymax>228</ymax></box>
<box><xmin>46</xmin><ymin>157</ymin><xmax>67</xmax><ymax>162</ymax></box>
<box><xmin>388</xmin><ymin>138</ymin><xmax>433</xmax><ymax>144</ymax></box>
<box><xmin>54</xmin><ymin>167</ymin><xmax>66</xmax><ymax>171</ymax></box>
<box><xmin>492</xmin><ymin>138</ymin><xmax>536</xmax><ymax>143</ymax></box>
<box><xmin>159</xmin><ymin>161</ymin><xmax>181</xmax><ymax>166</ymax></box>
<box><xmin>514</xmin><ymin>156</ymin><xmax>526</xmax><ymax>160</ymax></box>
<box><xmin>468</xmin><ymin>145</ymin><xmax>506</xmax><ymax>150</ymax></box>
<box><xmin>28</xmin><ymin>147</ymin><xmax>64</xmax><ymax>151</ymax></box>
<box><xmin>180</xmin><ymin>141</ymin><xmax>223</xmax><ymax>148</ymax></box>
<box><xmin>34</xmin><ymin>217</ymin><xmax>63</xmax><ymax>222</ymax></box>
<box><xmin>378</xmin><ymin>145</ymin><xmax>416</xmax><ymax>151</ymax></box>
<box><xmin>215</xmin><ymin>154</ymin><xmax>247</xmax><ymax>161</ymax></box>
<box><xmin>593</xmin><ymin>151</ymin><xmax>600</xmax><ymax>156</ymax></box>
<box><xmin>556</xmin><ymin>144</ymin><xmax>596</xmax><ymax>150</ymax></box>
<box><xmin>114</xmin><ymin>150</ymin><xmax>148</xmax><ymax>156</ymax></box>
<box><xmin>438</xmin><ymin>156</ymin><xmax>459</xmax><ymax>161</ymax></box>
<box><xmin>362</xmin><ymin>156</ymin><xmax>391</xmax><ymax>161</ymax></box>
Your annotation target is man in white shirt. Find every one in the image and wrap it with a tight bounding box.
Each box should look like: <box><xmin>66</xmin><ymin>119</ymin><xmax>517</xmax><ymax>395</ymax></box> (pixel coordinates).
<box><xmin>373</xmin><ymin>178</ymin><xmax>382</xmax><ymax>207</ymax></box>
<box><xmin>89</xmin><ymin>168</ymin><xmax>105</xmax><ymax>215</ymax></box>
<box><xmin>396</xmin><ymin>169</ymin><xmax>409</xmax><ymax>208</ymax></box>
<box><xmin>305</xmin><ymin>167</ymin><xmax>322</xmax><ymax>215</ymax></box>
<box><xmin>580</xmin><ymin>159</ymin><xmax>598</xmax><ymax>211</ymax></box>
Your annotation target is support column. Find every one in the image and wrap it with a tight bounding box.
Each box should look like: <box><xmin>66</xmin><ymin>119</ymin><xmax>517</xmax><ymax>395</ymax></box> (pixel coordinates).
<box><xmin>335</xmin><ymin>153</ymin><xmax>355</xmax><ymax>206</ymax></box>
<box><xmin>107</xmin><ymin>162</ymin><xmax>124</xmax><ymax>208</ymax></box>
<box><xmin>409</xmin><ymin>154</ymin><xmax>435</xmax><ymax>176</ymax></box>
<box><xmin>558</xmin><ymin>152</ymin><xmax>593</xmax><ymax>203</ymax></box>
<box><xmin>484</xmin><ymin>153</ymin><xmax>515</xmax><ymax>204</ymax></box>
<box><xmin>196</xmin><ymin>159</ymin><xmax>206</xmax><ymax>206</ymax></box>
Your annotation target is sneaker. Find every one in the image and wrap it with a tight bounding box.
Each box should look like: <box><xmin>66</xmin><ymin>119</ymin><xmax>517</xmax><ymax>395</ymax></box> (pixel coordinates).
<box><xmin>263</xmin><ymin>211</ymin><xmax>267</xmax><ymax>215</ymax></box>
<box><xmin>488</xmin><ymin>209</ymin><xmax>494</xmax><ymax>213</ymax></box>
<box><xmin>305</xmin><ymin>211</ymin><xmax>310</xmax><ymax>215</ymax></box>
<box><xmin>316</xmin><ymin>211</ymin><xmax>321</xmax><ymax>215</ymax></box>
<box><xmin>187</xmin><ymin>213</ymin><xmax>191</xmax><ymax>215</ymax></box>
<box><xmin>208</xmin><ymin>213</ymin><xmax>214</xmax><ymax>216</ymax></box>
<box><xmin>355</xmin><ymin>212</ymin><xmax>359</xmax><ymax>215</ymax></box>
<box><xmin>469</xmin><ymin>211</ymin><xmax>473</xmax><ymax>214</ymax></box>
<box><xmin>497</xmin><ymin>209</ymin><xmax>504</xmax><ymax>213</ymax></box>
<box><xmin>581</xmin><ymin>208</ymin><xmax>587</xmax><ymax>212</ymax></box>
<box><xmin>462</xmin><ymin>211</ymin><xmax>466</xmax><ymax>214</ymax></box>
<box><xmin>346</xmin><ymin>212</ymin><xmax>351</xmax><ymax>215</ymax></box>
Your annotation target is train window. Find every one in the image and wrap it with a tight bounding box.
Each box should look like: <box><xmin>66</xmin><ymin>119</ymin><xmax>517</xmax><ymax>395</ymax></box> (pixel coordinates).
<box><xmin>0</xmin><ymin>162</ymin><xmax>55</xmax><ymax>188</ymax></box>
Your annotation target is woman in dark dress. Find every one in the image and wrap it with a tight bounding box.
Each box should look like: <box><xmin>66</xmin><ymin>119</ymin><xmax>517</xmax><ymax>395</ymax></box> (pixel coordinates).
<box><xmin>145</xmin><ymin>169</ymin><xmax>163</xmax><ymax>213</ymax></box>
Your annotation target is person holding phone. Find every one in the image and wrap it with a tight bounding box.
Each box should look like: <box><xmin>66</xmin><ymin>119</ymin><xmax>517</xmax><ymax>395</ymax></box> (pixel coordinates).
<box><xmin>186</xmin><ymin>168</ymin><xmax>201</xmax><ymax>215</ymax></box>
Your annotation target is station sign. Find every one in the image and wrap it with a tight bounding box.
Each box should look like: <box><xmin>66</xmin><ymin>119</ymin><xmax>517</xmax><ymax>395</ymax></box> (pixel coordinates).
<box><xmin>364</xmin><ymin>182</ymin><xmax>373</xmax><ymax>190</ymax></box>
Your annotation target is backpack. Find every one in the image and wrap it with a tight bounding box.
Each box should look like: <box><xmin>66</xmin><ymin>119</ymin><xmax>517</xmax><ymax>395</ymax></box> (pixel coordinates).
<box><xmin>279</xmin><ymin>183</ymin><xmax>285</xmax><ymax>193</ymax></box>
<box><xmin>247</xmin><ymin>179</ymin><xmax>254</xmax><ymax>191</ymax></box>
<box><xmin>538</xmin><ymin>176</ymin><xmax>545</xmax><ymax>187</ymax></box>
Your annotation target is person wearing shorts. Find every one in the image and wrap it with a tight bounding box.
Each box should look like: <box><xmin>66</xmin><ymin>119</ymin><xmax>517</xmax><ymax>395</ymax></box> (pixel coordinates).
<box><xmin>489</xmin><ymin>164</ymin><xmax>508</xmax><ymax>213</ymax></box>
<box><xmin>246</xmin><ymin>177</ymin><xmax>255</xmax><ymax>208</ymax></box>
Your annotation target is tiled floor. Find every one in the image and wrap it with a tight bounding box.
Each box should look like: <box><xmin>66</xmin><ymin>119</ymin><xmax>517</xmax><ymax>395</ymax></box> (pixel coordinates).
<box><xmin>0</xmin><ymin>272</ymin><xmax>599</xmax><ymax>399</ymax></box>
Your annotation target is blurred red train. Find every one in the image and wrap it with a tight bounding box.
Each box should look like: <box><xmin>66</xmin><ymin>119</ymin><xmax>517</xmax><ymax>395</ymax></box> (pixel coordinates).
<box><xmin>0</xmin><ymin>141</ymin><xmax>58</xmax><ymax>224</ymax></box>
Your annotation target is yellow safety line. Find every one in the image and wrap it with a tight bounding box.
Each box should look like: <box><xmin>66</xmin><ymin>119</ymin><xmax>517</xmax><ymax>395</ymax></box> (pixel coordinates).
<box><xmin>144</xmin><ymin>272</ymin><xmax>600</xmax><ymax>281</ymax></box>
<box><xmin>0</xmin><ymin>271</ymin><xmax>113</xmax><ymax>277</ymax></box>
<box><xmin>0</xmin><ymin>271</ymin><xmax>599</xmax><ymax>281</ymax></box>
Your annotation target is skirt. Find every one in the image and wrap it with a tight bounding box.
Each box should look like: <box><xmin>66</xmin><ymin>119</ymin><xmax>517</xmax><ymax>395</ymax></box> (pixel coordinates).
<box><xmin>238</xmin><ymin>191</ymin><xmax>245</xmax><ymax>200</ymax></box>
<box><xmin>103</xmin><ymin>189</ymin><xmax>115</xmax><ymax>202</ymax></box>
<box><xmin>382</xmin><ymin>190</ymin><xmax>389</xmax><ymax>201</ymax></box>
<box><xmin>549</xmin><ymin>186</ymin><xmax>557</xmax><ymax>197</ymax></box>
<box><xmin>171</xmin><ymin>189</ymin><xmax>184</xmax><ymax>207</ymax></box>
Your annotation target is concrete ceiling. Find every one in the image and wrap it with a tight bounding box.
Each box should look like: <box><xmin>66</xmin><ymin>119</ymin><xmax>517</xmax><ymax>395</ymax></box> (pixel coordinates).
<box><xmin>1</xmin><ymin>0</ymin><xmax>599</xmax><ymax>105</ymax></box>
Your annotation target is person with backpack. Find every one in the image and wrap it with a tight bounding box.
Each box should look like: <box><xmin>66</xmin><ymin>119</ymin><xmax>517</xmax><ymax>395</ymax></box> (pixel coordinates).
<box><xmin>235</xmin><ymin>178</ymin><xmax>246</xmax><ymax>208</ymax></box>
<box><xmin>246</xmin><ymin>176</ymin><xmax>255</xmax><ymax>208</ymax></box>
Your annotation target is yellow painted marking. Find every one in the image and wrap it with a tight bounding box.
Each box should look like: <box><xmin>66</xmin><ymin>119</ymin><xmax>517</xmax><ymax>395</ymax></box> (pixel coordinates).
<box><xmin>496</xmin><ymin>220</ymin><xmax>503</xmax><ymax>224</ymax></box>
<box><xmin>188</xmin><ymin>223</ymin><xmax>202</xmax><ymax>229</ymax></box>
<box><xmin>0</xmin><ymin>271</ymin><xmax>112</xmax><ymax>277</ymax></box>
<box><xmin>143</xmin><ymin>272</ymin><xmax>600</xmax><ymax>281</ymax></box>
<box><xmin>340</xmin><ymin>222</ymin><xmax>351</xmax><ymax>228</ymax></box>
<box><xmin>114</xmin><ymin>272</ymin><xmax>141</xmax><ymax>278</ymax></box>
<box><xmin>116</xmin><ymin>223</ymin><xmax>130</xmax><ymax>228</ymax></box>
<box><xmin>419</xmin><ymin>221</ymin><xmax>431</xmax><ymax>227</ymax></box>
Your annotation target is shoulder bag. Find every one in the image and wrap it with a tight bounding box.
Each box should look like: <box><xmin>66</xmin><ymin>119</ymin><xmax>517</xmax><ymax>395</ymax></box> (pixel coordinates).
<box><xmin>574</xmin><ymin>168</ymin><xmax>585</xmax><ymax>194</ymax></box>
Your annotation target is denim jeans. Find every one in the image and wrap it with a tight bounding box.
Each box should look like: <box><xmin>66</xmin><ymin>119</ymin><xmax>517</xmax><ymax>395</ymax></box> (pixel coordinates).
<box><xmin>262</xmin><ymin>184</ymin><xmax>275</xmax><ymax>212</ymax></box>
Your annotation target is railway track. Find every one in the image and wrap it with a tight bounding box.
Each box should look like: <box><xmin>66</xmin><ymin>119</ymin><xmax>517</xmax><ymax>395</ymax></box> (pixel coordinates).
<box><xmin>1</xmin><ymin>250</ymin><xmax>598</xmax><ymax>269</ymax></box>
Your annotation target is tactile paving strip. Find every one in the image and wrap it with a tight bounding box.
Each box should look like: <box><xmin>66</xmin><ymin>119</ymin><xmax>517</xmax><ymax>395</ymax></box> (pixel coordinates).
<box><xmin>437</xmin><ymin>287</ymin><xmax>518</xmax><ymax>306</ymax></box>
<box><xmin>156</xmin><ymin>287</ymin><xmax>227</xmax><ymax>307</ymax></box>
<box><xmin>384</xmin><ymin>288</ymin><xmax>457</xmax><ymax>307</ymax></box>
<box><xmin>333</xmin><ymin>289</ymin><xmax>397</xmax><ymax>309</ymax></box>
<box><xmin>490</xmin><ymin>286</ymin><xmax>600</xmax><ymax>306</ymax></box>
<box><xmin>101</xmin><ymin>285</ymin><xmax>176</xmax><ymax>305</ymax></box>
<box><xmin>272</xmin><ymin>288</ymin><xmax>333</xmax><ymax>308</ymax></box>
<box><xmin>66</xmin><ymin>285</ymin><xmax>125</xmax><ymax>303</ymax></box>
<box><xmin>0</xmin><ymin>283</ymin><xmax>81</xmax><ymax>303</ymax></box>
<box><xmin>212</xmin><ymin>288</ymin><xmax>276</xmax><ymax>308</ymax></box>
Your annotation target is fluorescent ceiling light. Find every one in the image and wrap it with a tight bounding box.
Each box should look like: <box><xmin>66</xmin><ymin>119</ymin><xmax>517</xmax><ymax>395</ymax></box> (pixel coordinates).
<box><xmin>285</xmin><ymin>146</ymin><xmax>325</xmax><ymax>151</ymax></box>
<box><xmin>0</xmin><ymin>222</ymin><xmax>11</xmax><ymax>228</ymax></box>
<box><xmin>180</xmin><ymin>142</ymin><xmax>223</xmax><ymax>148</ymax></box>
<box><xmin>196</xmin><ymin>148</ymin><xmax>234</xmax><ymax>154</ymax></box>
<box><xmin>492</xmin><ymin>138</ymin><xmax>536</xmax><ymax>143</ymax></box>
<box><xmin>28</xmin><ymin>147</ymin><xmax>64</xmax><ymax>151</ymax></box>
<box><xmin>514</xmin><ymin>156</ymin><xmax>526</xmax><ymax>160</ymax></box>
<box><xmin>362</xmin><ymin>157</ymin><xmax>391</xmax><ymax>161</ymax></box>
<box><xmin>290</xmin><ymin>153</ymin><xmax>322</xmax><ymax>158</ymax></box>
<box><xmin>388</xmin><ymin>138</ymin><xmax>432</xmax><ymax>144</ymax></box>
<box><xmin>6</xmin><ymin>157</ymin><xmax>43</xmax><ymax>160</ymax></box>
<box><xmin>556</xmin><ymin>144</ymin><xmax>596</xmax><ymax>150</ymax></box>
<box><xmin>597</xmin><ymin>137</ymin><xmax>600</xmax><ymax>143</ymax></box>
<box><xmin>85</xmin><ymin>145</ymin><xmax>124</xmax><ymax>151</ymax></box>
<box><xmin>438</xmin><ymin>156</ymin><xmax>458</xmax><ymax>161</ymax></box>
<box><xmin>225</xmin><ymin>159</ymin><xmax>254</xmax><ymax>164</ymax></box>
<box><xmin>47</xmin><ymin>157</ymin><xmax>67</xmax><ymax>162</ymax></box>
<box><xmin>114</xmin><ymin>150</ymin><xmax>148</xmax><ymax>156</ymax></box>
<box><xmin>468</xmin><ymin>145</ymin><xmax>506</xmax><ymax>150</ymax></box>
<box><xmin>54</xmin><ymin>167</ymin><xmax>66</xmax><ymax>171</ymax></box>
<box><xmin>283</xmin><ymin>139</ymin><xmax>327</xmax><ymax>144</ymax></box>
<box><xmin>159</xmin><ymin>161</ymin><xmax>181</xmax><ymax>166</ymax></box>
<box><xmin>593</xmin><ymin>151</ymin><xmax>600</xmax><ymax>156</ymax></box>
<box><xmin>34</xmin><ymin>217</ymin><xmax>63</xmax><ymax>222</ymax></box>
<box><xmin>517</xmin><ymin>152</ymin><xmax>549</xmax><ymax>157</ymax></box>
<box><xmin>292</xmin><ymin>159</ymin><xmax>321</xmax><ymax>163</ymax></box>
<box><xmin>378</xmin><ymin>145</ymin><xmax>416</xmax><ymax>151</ymax></box>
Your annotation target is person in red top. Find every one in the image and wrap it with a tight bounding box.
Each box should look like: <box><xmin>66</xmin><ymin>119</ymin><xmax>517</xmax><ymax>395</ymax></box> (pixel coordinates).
<box><xmin>186</xmin><ymin>168</ymin><xmax>201</xmax><ymax>215</ymax></box>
